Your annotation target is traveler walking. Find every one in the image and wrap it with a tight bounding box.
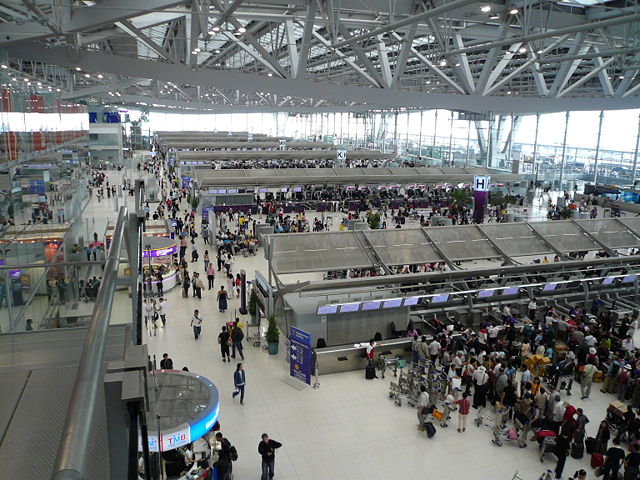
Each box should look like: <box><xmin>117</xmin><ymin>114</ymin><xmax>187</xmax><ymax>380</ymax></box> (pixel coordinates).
<box><xmin>258</xmin><ymin>433</ymin><xmax>282</xmax><ymax>480</ymax></box>
<box><xmin>191</xmin><ymin>309</ymin><xmax>203</xmax><ymax>340</ymax></box>
<box><xmin>416</xmin><ymin>385</ymin><xmax>430</xmax><ymax>431</ymax></box>
<box><xmin>217</xmin><ymin>286</ymin><xmax>229</xmax><ymax>313</ymax></box>
<box><xmin>581</xmin><ymin>361</ymin><xmax>597</xmax><ymax>399</ymax></box>
<box><xmin>157</xmin><ymin>297</ymin><xmax>167</xmax><ymax>327</ymax></box>
<box><xmin>194</xmin><ymin>273</ymin><xmax>204</xmax><ymax>299</ymax></box>
<box><xmin>231</xmin><ymin>320</ymin><xmax>245</xmax><ymax>360</ymax></box>
<box><xmin>232</xmin><ymin>363</ymin><xmax>246</xmax><ymax>404</ymax></box>
<box><xmin>218</xmin><ymin>326</ymin><xmax>231</xmax><ymax>362</ymax></box>
<box><xmin>206</xmin><ymin>263</ymin><xmax>215</xmax><ymax>290</ymax></box>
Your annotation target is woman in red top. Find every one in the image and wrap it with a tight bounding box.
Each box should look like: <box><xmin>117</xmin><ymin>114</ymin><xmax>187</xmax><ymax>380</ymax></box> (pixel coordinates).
<box><xmin>455</xmin><ymin>393</ymin><xmax>471</xmax><ymax>433</ymax></box>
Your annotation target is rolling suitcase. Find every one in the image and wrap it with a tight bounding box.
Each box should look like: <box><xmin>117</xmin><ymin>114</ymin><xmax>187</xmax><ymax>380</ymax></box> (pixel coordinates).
<box><xmin>424</xmin><ymin>422</ymin><xmax>436</xmax><ymax>438</ymax></box>
<box><xmin>591</xmin><ymin>453</ymin><xmax>604</xmax><ymax>469</ymax></box>
<box><xmin>585</xmin><ymin>436</ymin><xmax>597</xmax><ymax>454</ymax></box>
<box><xmin>571</xmin><ymin>442</ymin><xmax>584</xmax><ymax>459</ymax></box>
<box><xmin>365</xmin><ymin>364</ymin><xmax>376</xmax><ymax>380</ymax></box>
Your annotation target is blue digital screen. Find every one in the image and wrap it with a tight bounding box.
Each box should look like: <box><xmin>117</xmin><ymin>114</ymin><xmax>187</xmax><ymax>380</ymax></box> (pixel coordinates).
<box><xmin>280</xmin><ymin>188</ymin><xmax>288</xmax><ymax>192</ymax></box>
<box><xmin>227</xmin><ymin>188</ymin><xmax>238</xmax><ymax>194</ymax></box>
<box><xmin>622</xmin><ymin>275</ymin><xmax>637</xmax><ymax>283</ymax></box>
<box><xmin>543</xmin><ymin>283</ymin><xmax>557</xmax><ymax>291</ymax></box>
<box><xmin>602</xmin><ymin>277</ymin><xmax>615</xmax><ymax>285</ymax></box>
<box><xmin>293</xmin><ymin>187</ymin><xmax>302</xmax><ymax>192</ymax></box>
<box><xmin>403</xmin><ymin>297</ymin><xmax>420</xmax><ymax>306</ymax></box>
<box><xmin>477</xmin><ymin>289</ymin><xmax>494</xmax><ymax>299</ymax></box>
<box><xmin>431</xmin><ymin>293</ymin><xmax>449</xmax><ymax>303</ymax></box>
<box><xmin>317</xmin><ymin>304</ymin><xmax>338</xmax><ymax>315</ymax></box>
<box><xmin>502</xmin><ymin>287</ymin><xmax>519</xmax><ymax>296</ymax></box>
<box><xmin>361</xmin><ymin>301</ymin><xmax>381</xmax><ymax>311</ymax></box>
<box><xmin>383</xmin><ymin>298</ymin><xmax>403</xmax><ymax>309</ymax></box>
<box><xmin>258</xmin><ymin>188</ymin><xmax>268</xmax><ymax>193</ymax></box>
<box><xmin>339</xmin><ymin>303</ymin><xmax>360</xmax><ymax>313</ymax></box>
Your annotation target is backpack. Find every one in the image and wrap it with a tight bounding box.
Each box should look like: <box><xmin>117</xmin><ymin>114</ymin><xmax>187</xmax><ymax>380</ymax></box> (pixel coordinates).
<box><xmin>233</xmin><ymin>327</ymin><xmax>244</xmax><ymax>342</ymax></box>
<box><xmin>229</xmin><ymin>446</ymin><xmax>238</xmax><ymax>461</ymax></box>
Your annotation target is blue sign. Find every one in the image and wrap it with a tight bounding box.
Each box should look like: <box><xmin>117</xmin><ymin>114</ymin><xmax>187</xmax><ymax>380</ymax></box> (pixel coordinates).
<box><xmin>289</xmin><ymin>327</ymin><xmax>312</xmax><ymax>385</ymax></box>
<box><xmin>181</xmin><ymin>176</ymin><xmax>191</xmax><ymax>189</ymax></box>
<box><xmin>29</xmin><ymin>180</ymin><xmax>45</xmax><ymax>195</ymax></box>
<box><xmin>201</xmin><ymin>205</ymin><xmax>216</xmax><ymax>219</ymax></box>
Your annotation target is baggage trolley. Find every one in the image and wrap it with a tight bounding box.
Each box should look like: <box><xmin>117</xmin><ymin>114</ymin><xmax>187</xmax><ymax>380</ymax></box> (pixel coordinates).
<box><xmin>539</xmin><ymin>436</ymin><xmax>557</xmax><ymax>462</ymax></box>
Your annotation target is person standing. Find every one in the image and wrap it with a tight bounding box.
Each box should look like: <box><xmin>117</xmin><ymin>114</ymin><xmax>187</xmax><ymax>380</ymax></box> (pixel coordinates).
<box><xmin>217</xmin><ymin>286</ymin><xmax>229</xmax><ymax>313</ymax></box>
<box><xmin>554</xmin><ymin>432</ymin><xmax>571</xmax><ymax>479</ymax></box>
<box><xmin>416</xmin><ymin>385</ymin><xmax>430</xmax><ymax>431</ymax></box>
<box><xmin>232</xmin><ymin>363</ymin><xmax>246</xmax><ymax>404</ymax></box>
<box><xmin>258</xmin><ymin>433</ymin><xmax>282</xmax><ymax>480</ymax></box>
<box><xmin>455</xmin><ymin>393</ymin><xmax>471</xmax><ymax>433</ymax></box>
<box><xmin>231</xmin><ymin>320</ymin><xmax>245</xmax><ymax>360</ymax></box>
<box><xmin>528</xmin><ymin>298</ymin><xmax>537</xmax><ymax>321</ymax></box>
<box><xmin>206</xmin><ymin>263</ymin><xmax>215</xmax><ymax>290</ymax></box>
<box><xmin>190</xmin><ymin>309</ymin><xmax>203</xmax><ymax>340</ymax></box>
<box><xmin>160</xmin><ymin>353</ymin><xmax>173</xmax><ymax>370</ymax></box>
<box><xmin>156</xmin><ymin>297</ymin><xmax>167</xmax><ymax>327</ymax></box>
<box><xmin>581</xmin><ymin>360</ymin><xmax>597</xmax><ymax>399</ymax></box>
<box><xmin>195</xmin><ymin>273</ymin><xmax>204</xmax><ymax>299</ymax></box>
<box><xmin>218</xmin><ymin>326</ymin><xmax>231</xmax><ymax>362</ymax></box>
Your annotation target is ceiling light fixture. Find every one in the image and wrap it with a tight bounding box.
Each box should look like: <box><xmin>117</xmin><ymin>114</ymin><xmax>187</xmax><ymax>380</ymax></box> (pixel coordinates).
<box><xmin>489</xmin><ymin>14</ymin><xmax>499</xmax><ymax>19</ymax></box>
<box><xmin>510</xmin><ymin>8</ymin><xmax>518</xmax><ymax>14</ymax></box>
<box><xmin>439</xmin><ymin>59</ymin><xmax>447</xmax><ymax>66</ymax></box>
<box><xmin>481</xmin><ymin>5</ymin><xmax>491</xmax><ymax>12</ymax></box>
<box><xmin>267</xmin><ymin>72</ymin><xmax>273</xmax><ymax>77</ymax></box>
<box><xmin>75</xmin><ymin>67</ymin><xmax>81</xmax><ymax>71</ymax></box>
<box><xmin>97</xmin><ymin>74</ymin><xmax>103</xmax><ymax>79</ymax></box>
<box><xmin>0</xmin><ymin>64</ymin><xmax>6</xmax><ymax>69</ymax></box>
<box><xmin>84</xmin><ymin>73</ymin><xmax>90</xmax><ymax>78</ymax></box>
<box><xmin>238</xmin><ymin>27</ymin><xmax>246</xmax><ymax>33</ymax></box>
<box><xmin>518</xmin><ymin>47</ymin><xmax>527</xmax><ymax>53</ymax></box>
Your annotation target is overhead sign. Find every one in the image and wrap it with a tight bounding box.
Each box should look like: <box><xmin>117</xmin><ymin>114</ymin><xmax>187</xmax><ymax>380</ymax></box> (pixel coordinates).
<box><xmin>289</xmin><ymin>326</ymin><xmax>312</xmax><ymax>385</ymax></box>
<box><xmin>337</xmin><ymin>149</ymin><xmax>347</xmax><ymax>161</ymax></box>
<box><xmin>473</xmin><ymin>175</ymin><xmax>491</xmax><ymax>192</ymax></box>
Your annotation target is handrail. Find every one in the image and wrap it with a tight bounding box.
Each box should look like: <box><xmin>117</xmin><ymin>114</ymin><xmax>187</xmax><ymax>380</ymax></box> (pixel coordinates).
<box><xmin>51</xmin><ymin>206</ymin><xmax>128</xmax><ymax>480</ymax></box>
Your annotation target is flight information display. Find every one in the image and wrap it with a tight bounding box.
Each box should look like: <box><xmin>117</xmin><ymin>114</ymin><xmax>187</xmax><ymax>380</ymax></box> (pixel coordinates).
<box><xmin>502</xmin><ymin>287</ymin><xmax>519</xmax><ymax>296</ymax></box>
<box><xmin>316</xmin><ymin>304</ymin><xmax>338</xmax><ymax>315</ymax></box>
<box><xmin>543</xmin><ymin>283</ymin><xmax>557</xmax><ymax>291</ymax></box>
<box><xmin>622</xmin><ymin>274</ymin><xmax>637</xmax><ymax>283</ymax></box>
<box><xmin>382</xmin><ymin>298</ymin><xmax>403</xmax><ymax>308</ymax></box>
<box><xmin>403</xmin><ymin>297</ymin><xmax>420</xmax><ymax>306</ymax></box>
<box><xmin>361</xmin><ymin>301</ymin><xmax>382</xmax><ymax>311</ymax></box>
<box><xmin>477</xmin><ymin>289</ymin><xmax>495</xmax><ymax>299</ymax></box>
<box><xmin>339</xmin><ymin>303</ymin><xmax>360</xmax><ymax>313</ymax></box>
<box><xmin>431</xmin><ymin>293</ymin><xmax>449</xmax><ymax>303</ymax></box>
<box><xmin>602</xmin><ymin>277</ymin><xmax>615</xmax><ymax>285</ymax></box>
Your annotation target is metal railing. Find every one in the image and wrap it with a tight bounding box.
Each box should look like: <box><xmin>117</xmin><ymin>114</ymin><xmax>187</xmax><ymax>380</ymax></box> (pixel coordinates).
<box><xmin>51</xmin><ymin>206</ymin><xmax>128</xmax><ymax>480</ymax></box>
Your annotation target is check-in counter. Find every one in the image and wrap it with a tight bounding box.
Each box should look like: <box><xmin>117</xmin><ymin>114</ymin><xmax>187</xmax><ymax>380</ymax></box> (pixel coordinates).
<box><xmin>313</xmin><ymin>336</ymin><xmax>425</xmax><ymax>375</ymax></box>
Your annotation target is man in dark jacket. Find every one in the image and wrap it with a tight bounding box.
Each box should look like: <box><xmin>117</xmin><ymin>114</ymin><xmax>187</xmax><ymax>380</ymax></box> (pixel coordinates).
<box><xmin>160</xmin><ymin>353</ymin><xmax>173</xmax><ymax>370</ymax></box>
<box><xmin>554</xmin><ymin>432</ymin><xmax>571</xmax><ymax>479</ymax></box>
<box><xmin>231</xmin><ymin>319</ymin><xmax>245</xmax><ymax>360</ymax></box>
<box><xmin>258</xmin><ymin>433</ymin><xmax>282</xmax><ymax>480</ymax></box>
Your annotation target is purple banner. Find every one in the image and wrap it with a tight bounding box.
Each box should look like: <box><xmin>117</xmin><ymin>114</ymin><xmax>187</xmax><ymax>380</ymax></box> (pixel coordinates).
<box><xmin>473</xmin><ymin>190</ymin><xmax>488</xmax><ymax>224</ymax></box>
<box><xmin>142</xmin><ymin>244</ymin><xmax>177</xmax><ymax>258</ymax></box>
<box><xmin>294</xmin><ymin>204</ymin><xmax>304</xmax><ymax>213</ymax></box>
<box><xmin>316</xmin><ymin>203</ymin><xmax>326</xmax><ymax>212</ymax></box>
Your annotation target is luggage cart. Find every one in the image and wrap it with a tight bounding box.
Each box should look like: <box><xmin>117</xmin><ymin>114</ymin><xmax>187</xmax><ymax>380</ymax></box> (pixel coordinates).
<box><xmin>474</xmin><ymin>404</ymin><xmax>510</xmax><ymax>430</ymax></box>
<box><xmin>539</xmin><ymin>436</ymin><xmax>557</xmax><ymax>462</ymax></box>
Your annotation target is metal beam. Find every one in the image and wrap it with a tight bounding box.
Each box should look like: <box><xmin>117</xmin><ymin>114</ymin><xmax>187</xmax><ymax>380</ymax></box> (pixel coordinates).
<box><xmin>615</xmin><ymin>54</ymin><xmax>640</xmax><ymax>97</ymax></box>
<box><xmin>391</xmin><ymin>23</ymin><xmax>416</xmax><ymax>88</ymax></box>
<box><xmin>313</xmin><ymin>29</ymin><xmax>381</xmax><ymax>87</ymax></box>
<box><xmin>297</xmin><ymin>0</ymin><xmax>316</xmax><ymax>79</ymax></box>
<box><xmin>337</xmin><ymin>25</ymin><xmax>385</xmax><ymax>87</ymax></box>
<box><xmin>117</xmin><ymin>20</ymin><xmax>178</xmax><ymax>63</ymax></box>
<box><xmin>452</xmin><ymin>33</ymin><xmax>475</xmax><ymax>94</ymax></box>
<box><xmin>285</xmin><ymin>19</ymin><xmax>300</xmax><ymax>79</ymax></box>
<box><xmin>483</xmin><ymin>42</ymin><xmax>523</xmax><ymax>96</ymax></box>
<box><xmin>593</xmin><ymin>48</ymin><xmax>614</xmax><ymax>97</ymax></box>
<box><xmin>475</xmin><ymin>25</ymin><xmax>511</xmax><ymax>95</ymax></box>
<box><xmin>548</xmin><ymin>32</ymin><xmax>589</xmax><ymax>97</ymax></box>
<box><xmin>572</xmin><ymin>220</ymin><xmax>616</xmax><ymax>256</ymax></box>
<box><xmin>207</xmin><ymin>0</ymin><xmax>245</xmax><ymax>34</ymax></box>
<box><xmin>331</xmin><ymin>0</ymin><xmax>477</xmax><ymax>49</ymax></box>
<box><xmin>10</xmin><ymin>44</ymin><xmax>640</xmax><ymax>114</ymax></box>
<box><xmin>557</xmin><ymin>56</ymin><xmax>615</xmax><ymax>99</ymax></box>
<box><xmin>475</xmin><ymin>224</ymin><xmax>515</xmax><ymax>265</ymax></box>
<box><xmin>376</xmin><ymin>34</ymin><xmax>393</xmax><ymax>89</ymax></box>
<box><xmin>444</xmin><ymin>12</ymin><xmax>640</xmax><ymax>58</ymax></box>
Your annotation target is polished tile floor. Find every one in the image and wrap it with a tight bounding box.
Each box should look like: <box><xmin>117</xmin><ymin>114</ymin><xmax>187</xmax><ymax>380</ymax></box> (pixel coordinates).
<box><xmin>138</xmin><ymin>182</ymin><xmax>631</xmax><ymax>480</ymax></box>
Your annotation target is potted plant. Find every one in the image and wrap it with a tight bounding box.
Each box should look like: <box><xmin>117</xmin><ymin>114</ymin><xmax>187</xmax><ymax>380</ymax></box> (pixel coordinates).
<box><xmin>191</xmin><ymin>195</ymin><xmax>200</xmax><ymax>212</ymax></box>
<box><xmin>266</xmin><ymin>314</ymin><xmax>280</xmax><ymax>355</ymax></box>
<box><xmin>367</xmin><ymin>212</ymin><xmax>381</xmax><ymax>229</ymax></box>
<box><xmin>248</xmin><ymin>288</ymin><xmax>259</xmax><ymax>325</ymax></box>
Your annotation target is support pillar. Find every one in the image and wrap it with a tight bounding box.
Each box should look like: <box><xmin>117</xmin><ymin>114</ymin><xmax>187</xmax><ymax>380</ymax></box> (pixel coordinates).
<box><xmin>633</xmin><ymin>114</ymin><xmax>640</xmax><ymax>186</ymax></box>
<box><xmin>465</xmin><ymin>120</ymin><xmax>471</xmax><ymax>167</ymax></box>
<box><xmin>448</xmin><ymin>111</ymin><xmax>454</xmax><ymax>166</ymax></box>
<box><xmin>393</xmin><ymin>111</ymin><xmax>399</xmax><ymax>154</ymax></box>
<box><xmin>418</xmin><ymin>110</ymin><xmax>424</xmax><ymax>159</ymax></box>
<box><xmin>558</xmin><ymin>111</ymin><xmax>570</xmax><ymax>190</ymax></box>
<box><xmin>593</xmin><ymin>110</ymin><xmax>604</xmax><ymax>185</ymax></box>
<box><xmin>433</xmin><ymin>110</ymin><xmax>438</xmax><ymax>149</ymax></box>
<box><xmin>533</xmin><ymin>113</ymin><xmax>541</xmax><ymax>185</ymax></box>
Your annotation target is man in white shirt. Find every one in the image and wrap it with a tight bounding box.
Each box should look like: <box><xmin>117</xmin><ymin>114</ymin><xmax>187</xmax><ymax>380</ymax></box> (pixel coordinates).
<box><xmin>528</xmin><ymin>299</ymin><xmax>537</xmax><ymax>321</ymax></box>
<box><xmin>472</xmin><ymin>366</ymin><xmax>489</xmax><ymax>409</ymax></box>
<box><xmin>157</xmin><ymin>297</ymin><xmax>168</xmax><ymax>327</ymax></box>
<box><xmin>551</xmin><ymin>395</ymin><xmax>565</xmax><ymax>434</ymax></box>
<box><xmin>621</xmin><ymin>336</ymin><xmax>634</xmax><ymax>353</ymax></box>
<box><xmin>429</xmin><ymin>338</ymin><xmax>441</xmax><ymax>363</ymax></box>
<box><xmin>191</xmin><ymin>309</ymin><xmax>203</xmax><ymax>340</ymax></box>
<box><xmin>417</xmin><ymin>385</ymin><xmax>430</xmax><ymax>431</ymax></box>
<box><xmin>502</xmin><ymin>305</ymin><xmax>511</xmax><ymax>318</ymax></box>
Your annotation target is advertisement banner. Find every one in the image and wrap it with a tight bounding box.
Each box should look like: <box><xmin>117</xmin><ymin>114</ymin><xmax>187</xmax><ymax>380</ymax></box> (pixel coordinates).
<box><xmin>289</xmin><ymin>326</ymin><xmax>312</xmax><ymax>385</ymax></box>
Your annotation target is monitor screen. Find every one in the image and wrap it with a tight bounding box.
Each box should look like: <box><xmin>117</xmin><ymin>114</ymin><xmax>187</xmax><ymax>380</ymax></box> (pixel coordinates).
<box><xmin>361</xmin><ymin>301</ymin><xmax>382</xmax><ymax>311</ymax></box>
<box><xmin>280</xmin><ymin>187</ymin><xmax>288</xmax><ymax>193</ymax></box>
<box><xmin>382</xmin><ymin>298</ymin><xmax>403</xmax><ymax>309</ymax></box>
<box><xmin>218</xmin><ymin>189</ymin><xmax>227</xmax><ymax>194</ymax></box>
<box><xmin>602</xmin><ymin>277</ymin><xmax>615</xmax><ymax>285</ymax></box>
<box><xmin>346</xmin><ymin>186</ymin><xmax>355</xmax><ymax>190</ymax></box>
<box><xmin>258</xmin><ymin>188</ymin><xmax>268</xmax><ymax>193</ymax></box>
<box><xmin>317</xmin><ymin>304</ymin><xmax>338</xmax><ymax>315</ymax></box>
<box><xmin>293</xmin><ymin>187</ymin><xmax>302</xmax><ymax>192</ymax></box>
<box><xmin>227</xmin><ymin>188</ymin><xmax>238</xmax><ymax>194</ymax></box>
<box><xmin>339</xmin><ymin>303</ymin><xmax>360</xmax><ymax>313</ymax></box>
<box><xmin>622</xmin><ymin>274</ymin><xmax>637</xmax><ymax>283</ymax></box>
<box><xmin>209</xmin><ymin>189</ymin><xmax>218</xmax><ymax>194</ymax></box>
<box><xmin>477</xmin><ymin>289</ymin><xmax>495</xmax><ymax>299</ymax></box>
<box><xmin>502</xmin><ymin>287</ymin><xmax>519</xmax><ymax>296</ymax></box>
<box><xmin>543</xmin><ymin>283</ymin><xmax>557</xmax><ymax>291</ymax></box>
<box><xmin>431</xmin><ymin>293</ymin><xmax>449</xmax><ymax>303</ymax></box>
<box><xmin>403</xmin><ymin>297</ymin><xmax>420</xmax><ymax>306</ymax></box>
<box><xmin>377</xmin><ymin>186</ymin><xmax>386</xmax><ymax>190</ymax></box>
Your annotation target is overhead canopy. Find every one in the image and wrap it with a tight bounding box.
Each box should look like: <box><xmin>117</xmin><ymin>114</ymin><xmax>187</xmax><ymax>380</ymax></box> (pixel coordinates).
<box><xmin>196</xmin><ymin>166</ymin><xmax>518</xmax><ymax>186</ymax></box>
<box><xmin>179</xmin><ymin>149</ymin><xmax>393</xmax><ymax>162</ymax></box>
<box><xmin>166</xmin><ymin>141</ymin><xmax>332</xmax><ymax>150</ymax></box>
<box><xmin>266</xmin><ymin>218</ymin><xmax>640</xmax><ymax>275</ymax></box>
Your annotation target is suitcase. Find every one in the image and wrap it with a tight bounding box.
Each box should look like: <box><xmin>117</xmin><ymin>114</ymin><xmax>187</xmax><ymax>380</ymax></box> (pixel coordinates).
<box><xmin>571</xmin><ymin>442</ymin><xmax>584</xmax><ymax>459</ymax></box>
<box><xmin>591</xmin><ymin>453</ymin><xmax>604</xmax><ymax>469</ymax></box>
<box><xmin>431</xmin><ymin>409</ymin><xmax>443</xmax><ymax>421</ymax></box>
<box><xmin>424</xmin><ymin>422</ymin><xmax>436</xmax><ymax>438</ymax></box>
<box><xmin>585</xmin><ymin>436</ymin><xmax>597</xmax><ymax>454</ymax></box>
<box><xmin>365</xmin><ymin>364</ymin><xmax>376</xmax><ymax>380</ymax></box>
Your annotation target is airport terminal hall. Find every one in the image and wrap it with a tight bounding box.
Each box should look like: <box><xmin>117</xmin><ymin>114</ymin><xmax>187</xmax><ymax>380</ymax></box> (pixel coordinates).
<box><xmin>6</xmin><ymin>2</ymin><xmax>640</xmax><ymax>480</ymax></box>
